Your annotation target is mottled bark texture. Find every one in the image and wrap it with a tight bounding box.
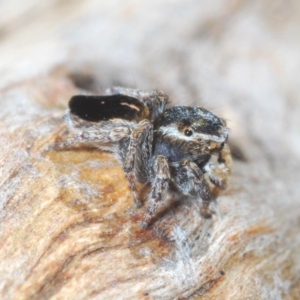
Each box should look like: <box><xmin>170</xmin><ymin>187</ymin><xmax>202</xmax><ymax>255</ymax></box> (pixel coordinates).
<box><xmin>0</xmin><ymin>1</ymin><xmax>300</xmax><ymax>299</ymax></box>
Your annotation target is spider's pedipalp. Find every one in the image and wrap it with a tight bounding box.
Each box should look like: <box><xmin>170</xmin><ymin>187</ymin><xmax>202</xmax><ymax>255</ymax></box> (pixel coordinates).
<box><xmin>204</xmin><ymin>143</ymin><xmax>232</xmax><ymax>190</ymax></box>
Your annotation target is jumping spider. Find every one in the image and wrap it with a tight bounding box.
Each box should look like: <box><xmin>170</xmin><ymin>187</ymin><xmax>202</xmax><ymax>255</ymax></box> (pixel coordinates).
<box><xmin>59</xmin><ymin>87</ymin><xmax>232</xmax><ymax>229</ymax></box>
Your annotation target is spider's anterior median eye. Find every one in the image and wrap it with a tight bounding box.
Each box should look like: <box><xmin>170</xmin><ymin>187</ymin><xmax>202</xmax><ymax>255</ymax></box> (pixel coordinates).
<box><xmin>184</xmin><ymin>129</ymin><xmax>193</xmax><ymax>136</ymax></box>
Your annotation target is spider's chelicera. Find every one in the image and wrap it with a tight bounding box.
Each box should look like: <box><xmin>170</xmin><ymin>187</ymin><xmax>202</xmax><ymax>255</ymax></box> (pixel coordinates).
<box><xmin>59</xmin><ymin>87</ymin><xmax>232</xmax><ymax>229</ymax></box>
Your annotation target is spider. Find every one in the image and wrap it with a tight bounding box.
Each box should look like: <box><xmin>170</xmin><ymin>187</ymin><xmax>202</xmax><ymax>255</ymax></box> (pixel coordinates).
<box><xmin>58</xmin><ymin>87</ymin><xmax>232</xmax><ymax>229</ymax></box>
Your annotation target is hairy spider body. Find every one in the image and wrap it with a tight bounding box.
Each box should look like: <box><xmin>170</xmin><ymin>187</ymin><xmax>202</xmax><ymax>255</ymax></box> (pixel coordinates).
<box><xmin>59</xmin><ymin>87</ymin><xmax>232</xmax><ymax>229</ymax></box>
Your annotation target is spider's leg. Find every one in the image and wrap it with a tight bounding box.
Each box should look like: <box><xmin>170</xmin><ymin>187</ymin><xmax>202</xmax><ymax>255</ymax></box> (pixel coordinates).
<box><xmin>56</xmin><ymin>112</ymin><xmax>133</xmax><ymax>151</ymax></box>
<box><xmin>204</xmin><ymin>143</ymin><xmax>232</xmax><ymax>190</ymax></box>
<box><xmin>123</xmin><ymin>120</ymin><xmax>152</xmax><ymax>208</ymax></box>
<box><xmin>141</xmin><ymin>155</ymin><xmax>170</xmax><ymax>229</ymax></box>
<box><xmin>175</xmin><ymin>160</ymin><xmax>212</xmax><ymax>218</ymax></box>
<box><xmin>55</xmin><ymin>127</ymin><xmax>113</xmax><ymax>150</ymax></box>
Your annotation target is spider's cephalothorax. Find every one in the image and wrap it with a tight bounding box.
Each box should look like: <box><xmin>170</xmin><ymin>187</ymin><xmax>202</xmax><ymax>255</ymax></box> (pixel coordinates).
<box><xmin>59</xmin><ymin>87</ymin><xmax>232</xmax><ymax>229</ymax></box>
<box><xmin>153</xmin><ymin>106</ymin><xmax>228</xmax><ymax>162</ymax></box>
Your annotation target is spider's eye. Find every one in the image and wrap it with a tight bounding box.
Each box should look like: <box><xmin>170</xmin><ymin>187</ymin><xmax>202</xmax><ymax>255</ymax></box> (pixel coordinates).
<box><xmin>184</xmin><ymin>129</ymin><xmax>193</xmax><ymax>136</ymax></box>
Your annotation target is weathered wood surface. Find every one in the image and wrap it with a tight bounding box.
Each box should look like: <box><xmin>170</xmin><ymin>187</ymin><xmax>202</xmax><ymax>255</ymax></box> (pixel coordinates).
<box><xmin>0</xmin><ymin>1</ymin><xmax>300</xmax><ymax>299</ymax></box>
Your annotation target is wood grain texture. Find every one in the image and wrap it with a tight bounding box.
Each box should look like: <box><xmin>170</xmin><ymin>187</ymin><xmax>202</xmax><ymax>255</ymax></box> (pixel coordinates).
<box><xmin>0</xmin><ymin>1</ymin><xmax>300</xmax><ymax>299</ymax></box>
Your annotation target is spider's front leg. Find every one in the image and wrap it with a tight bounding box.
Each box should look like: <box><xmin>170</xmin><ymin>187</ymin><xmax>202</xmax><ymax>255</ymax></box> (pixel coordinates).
<box><xmin>141</xmin><ymin>155</ymin><xmax>170</xmax><ymax>229</ymax></box>
<box><xmin>175</xmin><ymin>160</ymin><xmax>213</xmax><ymax>218</ymax></box>
<box><xmin>123</xmin><ymin>120</ymin><xmax>153</xmax><ymax>208</ymax></box>
<box><xmin>204</xmin><ymin>143</ymin><xmax>232</xmax><ymax>190</ymax></box>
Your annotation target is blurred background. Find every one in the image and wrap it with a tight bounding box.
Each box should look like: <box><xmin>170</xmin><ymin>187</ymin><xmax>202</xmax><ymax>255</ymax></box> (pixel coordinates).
<box><xmin>1</xmin><ymin>0</ymin><xmax>300</xmax><ymax>162</ymax></box>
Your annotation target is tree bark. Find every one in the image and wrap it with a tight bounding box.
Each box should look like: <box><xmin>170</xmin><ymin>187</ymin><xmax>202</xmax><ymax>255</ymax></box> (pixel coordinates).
<box><xmin>0</xmin><ymin>1</ymin><xmax>300</xmax><ymax>299</ymax></box>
